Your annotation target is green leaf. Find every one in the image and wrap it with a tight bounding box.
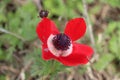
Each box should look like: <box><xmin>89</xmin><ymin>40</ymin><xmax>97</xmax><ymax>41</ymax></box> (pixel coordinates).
<box><xmin>43</xmin><ymin>0</ymin><xmax>66</xmax><ymax>16</ymax></box>
<box><xmin>107</xmin><ymin>22</ymin><xmax>120</xmax><ymax>60</ymax></box>
<box><xmin>106</xmin><ymin>22</ymin><xmax>118</xmax><ymax>34</ymax></box>
<box><xmin>0</xmin><ymin>75</ymin><xmax>5</xmax><ymax>80</ymax></box>
<box><xmin>0</xmin><ymin>13</ymin><xmax>7</xmax><ymax>22</ymax></box>
<box><xmin>0</xmin><ymin>49</ymin><xmax>6</xmax><ymax>60</ymax></box>
<box><xmin>86</xmin><ymin>0</ymin><xmax>94</xmax><ymax>3</ymax></box>
<box><xmin>20</xmin><ymin>18</ymin><xmax>38</xmax><ymax>41</ymax></box>
<box><xmin>25</xmin><ymin>48</ymin><xmax>65</xmax><ymax>77</ymax></box>
<box><xmin>0</xmin><ymin>34</ymin><xmax>20</xmax><ymax>47</ymax></box>
<box><xmin>90</xmin><ymin>5</ymin><xmax>101</xmax><ymax>14</ymax></box>
<box><xmin>109</xmin><ymin>36</ymin><xmax>118</xmax><ymax>54</ymax></box>
<box><xmin>6</xmin><ymin>47</ymin><xmax>15</xmax><ymax>61</ymax></box>
<box><xmin>93</xmin><ymin>53</ymin><xmax>115</xmax><ymax>70</ymax></box>
<box><xmin>76</xmin><ymin>1</ymin><xmax>83</xmax><ymax>12</ymax></box>
<box><xmin>100</xmin><ymin>0</ymin><xmax>120</xmax><ymax>8</ymax></box>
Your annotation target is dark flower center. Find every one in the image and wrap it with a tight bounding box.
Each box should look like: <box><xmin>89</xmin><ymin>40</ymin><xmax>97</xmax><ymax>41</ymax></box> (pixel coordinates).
<box><xmin>52</xmin><ymin>33</ymin><xmax>71</xmax><ymax>50</ymax></box>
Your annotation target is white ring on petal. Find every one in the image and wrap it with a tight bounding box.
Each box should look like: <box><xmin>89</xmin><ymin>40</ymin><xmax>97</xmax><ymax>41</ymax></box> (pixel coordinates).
<box><xmin>47</xmin><ymin>34</ymin><xmax>73</xmax><ymax>57</ymax></box>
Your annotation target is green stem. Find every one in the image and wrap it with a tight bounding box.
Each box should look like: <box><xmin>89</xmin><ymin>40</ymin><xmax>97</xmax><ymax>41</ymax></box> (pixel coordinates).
<box><xmin>0</xmin><ymin>27</ymin><xmax>25</xmax><ymax>42</ymax></box>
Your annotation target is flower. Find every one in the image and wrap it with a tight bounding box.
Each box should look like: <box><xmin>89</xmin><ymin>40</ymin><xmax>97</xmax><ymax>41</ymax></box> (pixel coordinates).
<box><xmin>36</xmin><ymin>17</ymin><xmax>93</xmax><ymax>66</ymax></box>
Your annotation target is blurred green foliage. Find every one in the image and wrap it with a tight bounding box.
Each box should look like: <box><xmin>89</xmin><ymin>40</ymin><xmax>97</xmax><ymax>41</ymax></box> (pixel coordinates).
<box><xmin>43</xmin><ymin>0</ymin><xmax>80</xmax><ymax>18</ymax></box>
<box><xmin>0</xmin><ymin>0</ymin><xmax>39</xmax><ymax>60</ymax></box>
<box><xmin>0</xmin><ymin>0</ymin><xmax>120</xmax><ymax>79</ymax></box>
<box><xmin>101</xmin><ymin>0</ymin><xmax>120</xmax><ymax>8</ymax></box>
<box><xmin>25</xmin><ymin>48</ymin><xmax>66</xmax><ymax>78</ymax></box>
<box><xmin>107</xmin><ymin>22</ymin><xmax>120</xmax><ymax>60</ymax></box>
<box><xmin>94</xmin><ymin>53</ymin><xmax>115</xmax><ymax>70</ymax></box>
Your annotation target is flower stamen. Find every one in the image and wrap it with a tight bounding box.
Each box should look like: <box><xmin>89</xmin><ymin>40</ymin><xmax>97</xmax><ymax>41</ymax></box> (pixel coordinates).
<box><xmin>52</xmin><ymin>33</ymin><xmax>71</xmax><ymax>50</ymax></box>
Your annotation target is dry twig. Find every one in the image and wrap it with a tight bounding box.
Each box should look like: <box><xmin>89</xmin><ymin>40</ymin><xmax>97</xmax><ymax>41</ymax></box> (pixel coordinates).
<box><xmin>16</xmin><ymin>61</ymin><xmax>33</xmax><ymax>80</ymax></box>
<box><xmin>0</xmin><ymin>65</ymin><xmax>19</xmax><ymax>74</ymax></box>
<box><xmin>82</xmin><ymin>0</ymin><xmax>96</xmax><ymax>53</ymax></box>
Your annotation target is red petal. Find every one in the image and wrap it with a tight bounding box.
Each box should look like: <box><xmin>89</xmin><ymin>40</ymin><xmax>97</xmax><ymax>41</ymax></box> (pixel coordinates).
<box><xmin>64</xmin><ymin>18</ymin><xmax>86</xmax><ymax>41</ymax></box>
<box><xmin>56</xmin><ymin>43</ymin><xmax>93</xmax><ymax>66</ymax></box>
<box><xmin>42</xmin><ymin>44</ymin><xmax>55</xmax><ymax>60</ymax></box>
<box><xmin>36</xmin><ymin>18</ymin><xmax>59</xmax><ymax>43</ymax></box>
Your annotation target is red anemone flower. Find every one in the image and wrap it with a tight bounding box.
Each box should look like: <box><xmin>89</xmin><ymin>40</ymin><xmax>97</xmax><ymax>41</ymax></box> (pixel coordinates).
<box><xmin>36</xmin><ymin>17</ymin><xmax>93</xmax><ymax>66</ymax></box>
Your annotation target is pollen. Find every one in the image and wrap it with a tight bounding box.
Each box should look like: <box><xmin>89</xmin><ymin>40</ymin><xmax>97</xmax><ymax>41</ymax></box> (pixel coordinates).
<box><xmin>52</xmin><ymin>33</ymin><xmax>71</xmax><ymax>50</ymax></box>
